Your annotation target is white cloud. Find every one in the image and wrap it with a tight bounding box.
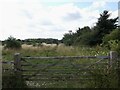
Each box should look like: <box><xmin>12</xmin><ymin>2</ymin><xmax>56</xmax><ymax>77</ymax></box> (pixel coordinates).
<box><xmin>91</xmin><ymin>1</ymin><xmax>106</xmax><ymax>8</ymax></box>
<box><xmin>110</xmin><ymin>10</ymin><xmax>118</xmax><ymax>18</ymax></box>
<box><xmin>0</xmin><ymin>0</ymin><xmax>118</xmax><ymax>40</ymax></box>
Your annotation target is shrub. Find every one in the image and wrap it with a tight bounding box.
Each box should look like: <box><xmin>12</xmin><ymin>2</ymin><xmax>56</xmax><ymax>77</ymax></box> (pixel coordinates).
<box><xmin>4</xmin><ymin>36</ymin><xmax>21</xmax><ymax>49</ymax></box>
<box><xmin>102</xmin><ymin>28</ymin><xmax>120</xmax><ymax>55</ymax></box>
<box><xmin>87</xmin><ymin>64</ymin><xmax>119</xmax><ymax>88</ymax></box>
<box><xmin>2</xmin><ymin>70</ymin><xmax>28</xmax><ymax>88</ymax></box>
<box><xmin>102</xmin><ymin>40</ymin><xmax>120</xmax><ymax>55</ymax></box>
<box><xmin>103</xmin><ymin>28</ymin><xmax>120</xmax><ymax>42</ymax></box>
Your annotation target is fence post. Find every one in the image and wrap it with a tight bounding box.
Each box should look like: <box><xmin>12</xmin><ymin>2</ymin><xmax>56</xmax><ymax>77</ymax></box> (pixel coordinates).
<box><xmin>14</xmin><ymin>53</ymin><xmax>21</xmax><ymax>79</ymax></box>
<box><xmin>109</xmin><ymin>51</ymin><xmax>118</xmax><ymax>68</ymax></box>
<box><xmin>109</xmin><ymin>51</ymin><xmax>120</xmax><ymax>87</ymax></box>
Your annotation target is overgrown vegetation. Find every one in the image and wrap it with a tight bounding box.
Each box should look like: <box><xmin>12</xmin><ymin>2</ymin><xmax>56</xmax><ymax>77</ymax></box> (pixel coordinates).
<box><xmin>4</xmin><ymin>36</ymin><xmax>21</xmax><ymax>49</ymax></box>
<box><xmin>1</xmin><ymin>10</ymin><xmax>120</xmax><ymax>88</ymax></box>
<box><xmin>102</xmin><ymin>28</ymin><xmax>120</xmax><ymax>54</ymax></box>
<box><xmin>87</xmin><ymin>62</ymin><xmax>119</xmax><ymax>88</ymax></box>
<box><xmin>2</xmin><ymin>70</ymin><xmax>28</xmax><ymax>88</ymax></box>
<box><xmin>2</xmin><ymin>44</ymin><xmax>118</xmax><ymax>88</ymax></box>
<box><xmin>62</xmin><ymin>10</ymin><xmax>118</xmax><ymax>46</ymax></box>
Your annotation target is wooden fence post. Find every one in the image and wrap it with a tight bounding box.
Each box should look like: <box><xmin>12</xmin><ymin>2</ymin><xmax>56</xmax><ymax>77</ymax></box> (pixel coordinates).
<box><xmin>118</xmin><ymin>55</ymin><xmax>120</xmax><ymax>88</ymax></box>
<box><xmin>109</xmin><ymin>51</ymin><xmax>118</xmax><ymax>68</ymax></box>
<box><xmin>14</xmin><ymin>53</ymin><xmax>21</xmax><ymax>78</ymax></box>
<box><xmin>109</xmin><ymin>51</ymin><xmax>120</xmax><ymax>87</ymax></box>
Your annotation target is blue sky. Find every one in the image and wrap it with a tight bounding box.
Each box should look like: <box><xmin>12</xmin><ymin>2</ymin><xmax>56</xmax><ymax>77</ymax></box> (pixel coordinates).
<box><xmin>0</xmin><ymin>0</ymin><xmax>119</xmax><ymax>40</ymax></box>
<box><xmin>45</xmin><ymin>2</ymin><xmax>118</xmax><ymax>10</ymax></box>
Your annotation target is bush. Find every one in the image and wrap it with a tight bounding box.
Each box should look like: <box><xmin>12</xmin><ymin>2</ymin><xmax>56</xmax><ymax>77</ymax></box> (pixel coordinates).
<box><xmin>87</xmin><ymin>64</ymin><xmax>119</xmax><ymax>88</ymax></box>
<box><xmin>102</xmin><ymin>28</ymin><xmax>120</xmax><ymax>55</ymax></box>
<box><xmin>102</xmin><ymin>40</ymin><xmax>120</xmax><ymax>55</ymax></box>
<box><xmin>2</xmin><ymin>70</ymin><xmax>28</xmax><ymax>88</ymax></box>
<box><xmin>4</xmin><ymin>36</ymin><xmax>21</xmax><ymax>49</ymax></box>
<box><xmin>103</xmin><ymin>28</ymin><xmax>120</xmax><ymax>42</ymax></box>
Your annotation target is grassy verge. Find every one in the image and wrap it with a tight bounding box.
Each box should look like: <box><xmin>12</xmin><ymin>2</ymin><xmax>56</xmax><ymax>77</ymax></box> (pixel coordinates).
<box><xmin>3</xmin><ymin>45</ymin><xmax>119</xmax><ymax>88</ymax></box>
<box><xmin>2</xmin><ymin>45</ymin><xmax>109</xmax><ymax>61</ymax></box>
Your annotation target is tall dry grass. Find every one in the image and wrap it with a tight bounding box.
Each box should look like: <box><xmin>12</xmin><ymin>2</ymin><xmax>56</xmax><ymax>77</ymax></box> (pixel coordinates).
<box><xmin>2</xmin><ymin>44</ymin><xmax>109</xmax><ymax>61</ymax></box>
<box><xmin>3</xmin><ymin>44</ymin><xmax>118</xmax><ymax>88</ymax></box>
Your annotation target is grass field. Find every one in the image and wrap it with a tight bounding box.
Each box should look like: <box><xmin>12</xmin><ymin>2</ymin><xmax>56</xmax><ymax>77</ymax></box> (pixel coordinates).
<box><xmin>2</xmin><ymin>44</ymin><xmax>118</xmax><ymax>88</ymax></box>
<box><xmin>2</xmin><ymin>44</ymin><xmax>109</xmax><ymax>61</ymax></box>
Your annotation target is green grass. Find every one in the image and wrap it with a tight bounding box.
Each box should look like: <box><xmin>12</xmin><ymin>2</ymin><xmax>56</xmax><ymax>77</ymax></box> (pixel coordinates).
<box><xmin>2</xmin><ymin>45</ymin><xmax>109</xmax><ymax>61</ymax></box>
<box><xmin>3</xmin><ymin>45</ymin><xmax>118</xmax><ymax>88</ymax></box>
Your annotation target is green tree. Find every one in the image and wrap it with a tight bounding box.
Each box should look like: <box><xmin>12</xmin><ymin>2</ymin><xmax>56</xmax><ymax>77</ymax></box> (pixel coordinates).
<box><xmin>62</xmin><ymin>30</ymin><xmax>75</xmax><ymax>46</ymax></box>
<box><xmin>91</xmin><ymin>10</ymin><xmax>118</xmax><ymax>45</ymax></box>
<box><xmin>5</xmin><ymin>36</ymin><xmax>21</xmax><ymax>49</ymax></box>
<box><xmin>62</xmin><ymin>26</ymin><xmax>92</xmax><ymax>46</ymax></box>
<box><xmin>74</xmin><ymin>26</ymin><xmax>92</xmax><ymax>46</ymax></box>
<box><xmin>62</xmin><ymin>10</ymin><xmax>118</xmax><ymax>46</ymax></box>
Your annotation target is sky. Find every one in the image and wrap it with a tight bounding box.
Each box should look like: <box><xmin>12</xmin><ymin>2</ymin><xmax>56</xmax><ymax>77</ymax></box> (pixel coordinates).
<box><xmin>0</xmin><ymin>0</ymin><xmax>119</xmax><ymax>40</ymax></box>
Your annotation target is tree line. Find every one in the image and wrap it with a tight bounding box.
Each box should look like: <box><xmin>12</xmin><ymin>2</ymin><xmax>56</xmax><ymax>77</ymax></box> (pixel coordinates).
<box><xmin>1</xmin><ymin>10</ymin><xmax>120</xmax><ymax>54</ymax></box>
<box><xmin>62</xmin><ymin>10</ymin><xmax>119</xmax><ymax>46</ymax></box>
<box><xmin>2</xmin><ymin>37</ymin><xmax>61</xmax><ymax>49</ymax></box>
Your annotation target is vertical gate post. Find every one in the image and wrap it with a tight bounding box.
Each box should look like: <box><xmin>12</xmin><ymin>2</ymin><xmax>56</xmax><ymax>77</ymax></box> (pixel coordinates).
<box><xmin>14</xmin><ymin>53</ymin><xmax>21</xmax><ymax>79</ymax></box>
<box><xmin>109</xmin><ymin>51</ymin><xmax>118</xmax><ymax>68</ymax></box>
<box><xmin>118</xmin><ymin>55</ymin><xmax>120</xmax><ymax>88</ymax></box>
<box><xmin>109</xmin><ymin>51</ymin><xmax>120</xmax><ymax>87</ymax></box>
